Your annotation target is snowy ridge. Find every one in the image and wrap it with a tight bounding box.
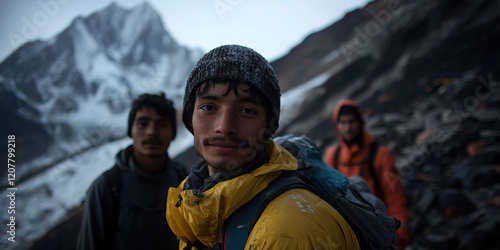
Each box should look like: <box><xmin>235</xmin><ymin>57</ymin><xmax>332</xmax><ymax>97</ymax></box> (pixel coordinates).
<box><xmin>0</xmin><ymin>2</ymin><xmax>204</xmax><ymax>185</ymax></box>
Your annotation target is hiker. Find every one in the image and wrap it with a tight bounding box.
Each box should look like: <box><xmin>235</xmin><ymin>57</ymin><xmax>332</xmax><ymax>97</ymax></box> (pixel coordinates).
<box><xmin>166</xmin><ymin>45</ymin><xmax>360</xmax><ymax>249</ymax></box>
<box><xmin>323</xmin><ymin>99</ymin><xmax>410</xmax><ymax>249</ymax></box>
<box><xmin>77</xmin><ymin>93</ymin><xmax>187</xmax><ymax>250</ymax></box>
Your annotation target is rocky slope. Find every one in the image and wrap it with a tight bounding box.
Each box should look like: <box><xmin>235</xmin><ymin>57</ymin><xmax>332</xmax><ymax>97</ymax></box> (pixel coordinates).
<box><xmin>272</xmin><ymin>0</ymin><xmax>500</xmax><ymax>248</ymax></box>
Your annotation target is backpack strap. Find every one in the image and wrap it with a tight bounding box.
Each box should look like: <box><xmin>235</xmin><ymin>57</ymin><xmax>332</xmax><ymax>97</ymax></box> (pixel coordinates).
<box><xmin>333</xmin><ymin>145</ymin><xmax>341</xmax><ymax>169</ymax></box>
<box><xmin>367</xmin><ymin>141</ymin><xmax>381</xmax><ymax>197</ymax></box>
<box><xmin>335</xmin><ymin>141</ymin><xmax>382</xmax><ymax>197</ymax></box>
<box><xmin>222</xmin><ymin>174</ymin><xmax>311</xmax><ymax>250</ymax></box>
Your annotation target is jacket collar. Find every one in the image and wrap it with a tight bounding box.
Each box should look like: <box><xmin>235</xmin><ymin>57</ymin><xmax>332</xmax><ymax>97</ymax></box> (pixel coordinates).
<box><xmin>115</xmin><ymin>145</ymin><xmax>172</xmax><ymax>180</ymax></box>
<box><xmin>166</xmin><ymin>140</ymin><xmax>298</xmax><ymax>247</ymax></box>
<box><xmin>184</xmin><ymin>149</ymin><xmax>270</xmax><ymax>198</ymax></box>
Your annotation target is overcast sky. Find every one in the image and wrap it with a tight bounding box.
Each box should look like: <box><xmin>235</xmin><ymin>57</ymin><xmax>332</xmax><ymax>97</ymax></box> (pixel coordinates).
<box><xmin>0</xmin><ymin>0</ymin><xmax>371</xmax><ymax>62</ymax></box>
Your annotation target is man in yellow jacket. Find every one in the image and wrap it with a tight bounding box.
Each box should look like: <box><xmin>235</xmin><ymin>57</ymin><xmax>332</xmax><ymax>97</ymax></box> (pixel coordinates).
<box><xmin>166</xmin><ymin>45</ymin><xmax>360</xmax><ymax>249</ymax></box>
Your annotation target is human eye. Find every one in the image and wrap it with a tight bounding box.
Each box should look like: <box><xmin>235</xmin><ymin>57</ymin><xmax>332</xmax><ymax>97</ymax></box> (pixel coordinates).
<box><xmin>200</xmin><ymin>104</ymin><xmax>216</xmax><ymax>111</ymax></box>
<box><xmin>241</xmin><ymin>107</ymin><xmax>257</xmax><ymax>115</ymax></box>
<box><xmin>136</xmin><ymin>121</ymin><xmax>147</xmax><ymax>127</ymax></box>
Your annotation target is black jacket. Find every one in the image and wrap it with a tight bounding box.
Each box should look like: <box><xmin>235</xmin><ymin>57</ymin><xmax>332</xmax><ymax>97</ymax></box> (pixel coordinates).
<box><xmin>77</xmin><ymin>145</ymin><xmax>187</xmax><ymax>250</ymax></box>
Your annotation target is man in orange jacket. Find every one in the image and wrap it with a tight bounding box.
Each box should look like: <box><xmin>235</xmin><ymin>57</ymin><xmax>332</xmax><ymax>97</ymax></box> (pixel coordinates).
<box><xmin>323</xmin><ymin>99</ymin><xmax>410</xmax><ymax>249</ymax></box>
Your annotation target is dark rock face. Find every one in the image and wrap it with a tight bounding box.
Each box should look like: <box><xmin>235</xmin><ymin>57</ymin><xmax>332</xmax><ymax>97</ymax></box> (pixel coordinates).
<box><xmin>272</xmin><ymin>0</ymin><xmax>500</xmax><ymax>249</ymax></box>
<box><xmin>402</xmin><ymin>108</ymin><xmax>500</xmax><ymax>249</ymax></box>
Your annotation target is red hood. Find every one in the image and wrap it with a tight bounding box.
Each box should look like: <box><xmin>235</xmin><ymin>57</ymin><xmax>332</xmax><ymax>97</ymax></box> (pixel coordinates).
<box><xmin>332</xmin><ymin>99</ymin><xmax>373</xmax><ymax>148</ymax></box>
<box><xmin>332</xmin><ymin>99</ymin><xmax>364</xmax><ymax>124</ymax></box>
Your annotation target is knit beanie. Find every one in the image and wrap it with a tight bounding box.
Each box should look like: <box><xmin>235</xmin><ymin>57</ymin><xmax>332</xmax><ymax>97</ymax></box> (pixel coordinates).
<box><xmin>182</xmin><ymin>45</ymin><xmax>281</xmax><ymax>135</ymax></box>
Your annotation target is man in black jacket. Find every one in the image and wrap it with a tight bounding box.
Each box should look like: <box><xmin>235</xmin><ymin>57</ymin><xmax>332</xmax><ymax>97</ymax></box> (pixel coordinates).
<box><xmin>77</xmin><ymin>93</ymin><xmax>187</xmax><ymax>250</ymax></box>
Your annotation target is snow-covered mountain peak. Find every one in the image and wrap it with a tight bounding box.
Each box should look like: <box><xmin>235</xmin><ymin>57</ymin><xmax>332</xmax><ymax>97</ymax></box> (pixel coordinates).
<box><xmin>0</xmin><ymin>1</ymin><xmax>204</xmax><ymax>184</ymax></box>
<box><xmin>78</xmin><ymin>2</ymin><xmax>173</xmax><ymax>64</ymax></box>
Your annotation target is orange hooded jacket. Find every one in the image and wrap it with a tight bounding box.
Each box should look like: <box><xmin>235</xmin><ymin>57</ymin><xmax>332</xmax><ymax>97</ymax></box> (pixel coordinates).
<box><xmin>323</xmin><ymin>99</ymin><xmax>409</xmax><ymax>248</ymax></box>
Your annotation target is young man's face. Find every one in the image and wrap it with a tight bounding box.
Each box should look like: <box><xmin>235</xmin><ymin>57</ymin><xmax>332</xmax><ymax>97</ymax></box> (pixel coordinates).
<box><xmin>336</xmin><ymin>114</ymin><xmax>362</xmax><ymax>143</ymax></box>
<box><xmin>192</xmin><ymin>82</ymin><xmax>268</xmax><ymax>174</ymax></box>
<box><xmin>131</xmin><ymin>107</ymin><xmax>173</xmax><ymax>158</ymax></box>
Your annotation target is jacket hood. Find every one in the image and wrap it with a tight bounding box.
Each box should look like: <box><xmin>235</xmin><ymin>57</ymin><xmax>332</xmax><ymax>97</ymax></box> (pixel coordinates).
<box><xmin>166</xmin><ymin>141</ymin><xmax>298</xmax><ymax>247</ymax></box>
<box><xmin>115</xmin><ymin>145</ymin><xmax>172</xmax><ymax>180</ymax></box>
<box><xmin>332</xmin><ymin>99</ymin><xmax>374</xmax><ymax>150</ymax></box>
<box><xmin>332</xmin><ymin>99</ymin><xmax>364</xmax><ymax>124</ymax></box>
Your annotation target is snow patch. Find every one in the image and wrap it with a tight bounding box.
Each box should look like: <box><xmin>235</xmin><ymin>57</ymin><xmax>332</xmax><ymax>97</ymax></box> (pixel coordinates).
<box><xmin>280</xmin><ymin>72</ymin><xmax>332</xmax><ymax>126</ymax></box>
<box><xmin>320</xmin><ymin>49</ymin><xmax>341</xmax><ymax>65</ymax></box>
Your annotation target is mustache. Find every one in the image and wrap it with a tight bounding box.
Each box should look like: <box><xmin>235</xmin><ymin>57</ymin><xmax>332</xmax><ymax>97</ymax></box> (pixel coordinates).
<box><xmin>141</xmin><ymin>138</ymin><xmax>163</xmax><ymax>144</ymax></box>
<box><xmin>204</xmin><ymin>136</ymin><xmax>249</xmax><ymax>147</ymax></box>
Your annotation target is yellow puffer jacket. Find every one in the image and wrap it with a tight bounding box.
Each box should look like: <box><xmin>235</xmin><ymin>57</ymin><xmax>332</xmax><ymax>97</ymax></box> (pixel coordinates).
<box><xmin>166</xmin><ymin>141</ymin><xmax>359</xmax><ymax>250</ymax></box>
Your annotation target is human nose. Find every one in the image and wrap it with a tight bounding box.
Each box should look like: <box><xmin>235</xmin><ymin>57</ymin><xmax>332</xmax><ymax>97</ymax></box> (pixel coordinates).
<box><xmin>145</xmin><ymin>123</ymin><xmax>158</xmax><ymax>136</ymax></box>
<box><xmin>215</xmin><ymin>110</ymin><xmax>237</xmax><ymax>136</ymax></box>
<box><xmin>346</xmin><ymin>122</ymin><xmax>353</xmax><ymax>129</ymax></box>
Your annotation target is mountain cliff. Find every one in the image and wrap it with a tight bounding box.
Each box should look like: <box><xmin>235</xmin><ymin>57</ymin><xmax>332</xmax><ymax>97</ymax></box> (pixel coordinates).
<box><xmin>0</xmin><ymin>2</ymin><xmax>203</xmax><ymax>185</ymax></box>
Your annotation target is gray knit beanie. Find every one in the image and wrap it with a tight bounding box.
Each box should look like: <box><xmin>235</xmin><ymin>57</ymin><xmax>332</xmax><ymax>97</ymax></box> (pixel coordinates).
<box><xmin>182</xmin><ymin>45</ymin><xmax>281</xmax><ymax>136</ymax></box>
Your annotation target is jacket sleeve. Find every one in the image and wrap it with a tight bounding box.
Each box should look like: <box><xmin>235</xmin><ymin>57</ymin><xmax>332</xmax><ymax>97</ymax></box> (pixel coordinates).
<box><xmin>374</xmin><ymin>146</ymin><xmax>409</xmax><ymax>224</ymax></box>
<box><xmin>323</xmin><ymin>145</ymin><xmax>338</xmax><ymax>168</ymax></box>
<box><xmin>76</xmin><ymin>175</ymin><xmax>117</xmax><ymax>250</ymax></box>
